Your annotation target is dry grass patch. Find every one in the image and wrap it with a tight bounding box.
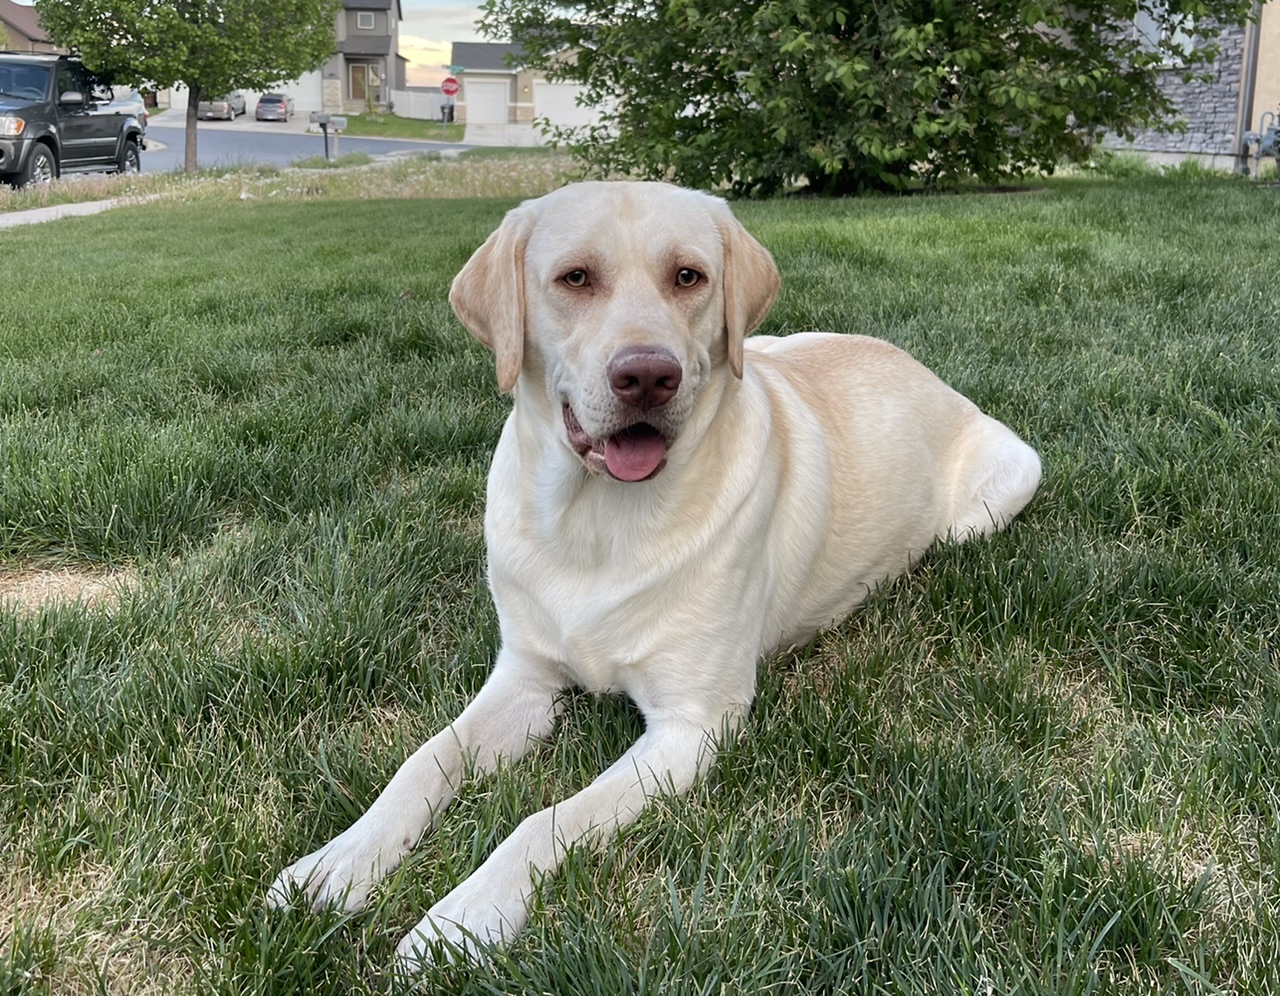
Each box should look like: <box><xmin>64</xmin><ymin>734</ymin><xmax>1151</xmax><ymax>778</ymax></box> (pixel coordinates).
<box><xmin>0</xmin><ymin>151</ymin><xmax>581</xmax><ymax>216</ymax></box>
<box><xmin>2</xmin><ymin>862</ymin><xmax>199</xmax><ymax>996</ymax></box>
<box><xmin>0</xmin><ymin>565</ymin><xmax>137</xmax><ymax>615</ymax></box>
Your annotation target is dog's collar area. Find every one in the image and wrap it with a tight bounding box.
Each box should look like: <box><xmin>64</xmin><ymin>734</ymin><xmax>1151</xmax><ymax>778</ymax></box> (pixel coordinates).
<box><xmin>562</xmin><ymin>403</ymin><xmax>668</xmax><ymax>482</ymax></box>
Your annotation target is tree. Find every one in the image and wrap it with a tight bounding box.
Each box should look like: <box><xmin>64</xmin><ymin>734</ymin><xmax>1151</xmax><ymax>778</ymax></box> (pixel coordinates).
<box><xmin>34</xmin><ymin>0</ymin><xmax>342</xmax><ymax>172</ymax></box>
<box><xmin>480</xmin><ymin>0</ymin><xmax>1257</xmax><ymax>195</ymax></box>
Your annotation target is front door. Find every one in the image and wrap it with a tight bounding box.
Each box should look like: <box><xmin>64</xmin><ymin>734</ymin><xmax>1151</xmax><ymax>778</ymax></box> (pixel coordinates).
<box><xmin>349</xmin><ymin>64</ymin><xmax>367</xmax><ymax>105</ymax></box>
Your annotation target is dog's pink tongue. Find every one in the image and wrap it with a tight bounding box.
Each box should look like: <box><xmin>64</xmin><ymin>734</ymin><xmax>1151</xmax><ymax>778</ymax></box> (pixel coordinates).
<box><xmin>604</xmin><ymin>428</ymin><xmax>667</xmax><ymax>482</ymax></box>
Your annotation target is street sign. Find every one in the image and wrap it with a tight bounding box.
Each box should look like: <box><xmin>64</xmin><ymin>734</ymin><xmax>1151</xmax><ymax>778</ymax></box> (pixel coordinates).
<box><xmin>441</xmin><ymin>76</ymin><xmax>460</xmax><ymax>97</ymax></box>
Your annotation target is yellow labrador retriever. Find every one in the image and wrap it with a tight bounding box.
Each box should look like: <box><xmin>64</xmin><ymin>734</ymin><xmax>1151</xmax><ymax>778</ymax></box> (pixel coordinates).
<box><xmin>269</xmin><ymin>181</ymin><xmax>1042</xmax><ymax>970</ymax></box>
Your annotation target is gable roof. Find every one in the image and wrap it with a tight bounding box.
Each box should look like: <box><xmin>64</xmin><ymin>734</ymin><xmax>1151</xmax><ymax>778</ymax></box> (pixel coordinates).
<box><xmin>0</xmin><ymin>0</ymin><xmax>50</xmax><ymax>42</ymax></box>
<box><xmin>451</xmin><ymin>42</ymin><xmax>523</xmax><ymax>73</ymax></box>
<box><xmin>342</xmin><ymin>0</ymin><xmax>401</xmax><ymax>15</ymax></box>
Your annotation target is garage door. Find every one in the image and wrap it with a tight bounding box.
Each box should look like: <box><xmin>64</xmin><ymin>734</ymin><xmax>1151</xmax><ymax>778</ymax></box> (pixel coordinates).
<box><xmin>534</xmin><ymin>82</ymin><xmax>601</xmax><ymax>130</ymax></box>
<box><xmin>464</xmin><ymin>80</ymin><xmax>509</xmax><ymax>125</ymax></box>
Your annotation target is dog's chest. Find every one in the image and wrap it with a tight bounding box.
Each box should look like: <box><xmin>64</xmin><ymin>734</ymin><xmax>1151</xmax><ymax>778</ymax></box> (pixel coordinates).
<box><xmin>497</xmin><ymin>529</ymin><xmax>686</xmax><ymax>691</ymax></box>
<box><xmin>487</xmin><ymin>488</ymin><xmax>698</xmax><ymax>695</ymax></box>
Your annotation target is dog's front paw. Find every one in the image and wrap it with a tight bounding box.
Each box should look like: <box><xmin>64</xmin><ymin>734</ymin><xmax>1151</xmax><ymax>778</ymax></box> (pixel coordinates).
<box><xmin>267</xmin><ymin>824</ymin><xmax>408</xmax><ymax>913</ymax></box>
<box><xmin>393</xmin><ymin>878</ymin><xmax>530</xmax><ymax>973</ymax></box>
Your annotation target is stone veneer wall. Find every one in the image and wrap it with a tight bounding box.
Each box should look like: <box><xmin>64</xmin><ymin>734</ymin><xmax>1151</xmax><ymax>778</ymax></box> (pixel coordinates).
<box><xmin>1110</xmin><ymin>21</ymin><xmax>1246</xmax><ymax>157</ymax></box>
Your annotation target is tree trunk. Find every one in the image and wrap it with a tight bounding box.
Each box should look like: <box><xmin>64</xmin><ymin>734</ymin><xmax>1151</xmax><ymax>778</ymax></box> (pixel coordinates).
<box><xmin>185</xmin><ymin>82</ymin><xmax>201</xmax><ymax>173</ymax></box>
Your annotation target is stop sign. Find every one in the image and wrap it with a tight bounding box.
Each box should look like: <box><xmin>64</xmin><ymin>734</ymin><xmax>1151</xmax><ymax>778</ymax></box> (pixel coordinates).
<box><xmin>441</xmin><ymin>76</ymin><xmax>460</xmax><ymax>96</ymax></box>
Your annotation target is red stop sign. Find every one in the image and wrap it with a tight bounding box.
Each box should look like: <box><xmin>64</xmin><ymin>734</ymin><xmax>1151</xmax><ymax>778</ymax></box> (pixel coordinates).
<box><xmin>441</xmin><ymin>76</ymin><xmax>460</xmax><ymax>96</ymax></box>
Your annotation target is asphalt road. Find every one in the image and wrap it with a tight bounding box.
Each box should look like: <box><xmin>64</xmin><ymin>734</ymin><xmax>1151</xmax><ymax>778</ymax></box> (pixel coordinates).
<box><xmin>141</xmin><ymin>116</ymin><xmax>466</xmax><ymax>172</ymax></box>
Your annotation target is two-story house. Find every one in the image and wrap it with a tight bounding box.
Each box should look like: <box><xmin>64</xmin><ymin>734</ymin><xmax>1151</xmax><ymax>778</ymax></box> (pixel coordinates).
<box><xmin>157</xmin><ymin>0</ymin><xmax>404</xmax><ymax>119</ymax></box>
<box><xmin>318</xmin><ymin>0</ymin><xmax>406</xmax><ymax>114</ymax></box>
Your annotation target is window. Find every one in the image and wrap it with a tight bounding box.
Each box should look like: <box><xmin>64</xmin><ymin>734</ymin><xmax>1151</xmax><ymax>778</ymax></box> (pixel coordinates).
<box><xmin>356</xmin><ymin>11</ymin><xmax>374</xmax><ymax>29</ymax></box>
<box><xmin>55</xmin><ymin>65</ymin><xmax>78</xmax><ymax>99</ymax></box>
<box><xmin>1133</xmin><ymin>2</ymin><xmax>1195</xmax><ymax>63</ymax></box>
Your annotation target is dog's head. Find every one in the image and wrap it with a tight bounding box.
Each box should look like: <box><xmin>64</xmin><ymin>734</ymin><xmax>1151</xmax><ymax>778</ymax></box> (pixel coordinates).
<box><xmin>450</xmin><ymin>181</ymin><xmax>779</xmax><ymax>482</ymax></box>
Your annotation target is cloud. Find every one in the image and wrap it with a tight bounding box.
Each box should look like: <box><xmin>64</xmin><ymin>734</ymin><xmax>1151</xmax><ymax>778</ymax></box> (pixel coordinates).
<box><xmin>400</xmin><ymin>3</ymin><xmax>488</xmax><ymax>86</ymax></box>
<box><xmin>400</xmin><ymin>34</ymin><xmax>456</xmax><ymax>86</ymax></box>
<box><xmin>402</xmin><ymin>4</ymin><xmax>485</xmax><ymax>41</ymax></box>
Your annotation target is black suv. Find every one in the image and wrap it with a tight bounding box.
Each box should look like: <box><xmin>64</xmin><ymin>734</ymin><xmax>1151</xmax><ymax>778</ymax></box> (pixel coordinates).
<box><xmin>0</xmin><ymin>52</ymin><xmax>146</xmax><ymax>187</ymax></box>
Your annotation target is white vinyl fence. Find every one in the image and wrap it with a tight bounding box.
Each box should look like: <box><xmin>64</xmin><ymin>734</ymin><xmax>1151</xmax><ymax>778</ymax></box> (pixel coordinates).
<box><xmin>389</xmin><ymin>89</ymin><xmax>447</xmax><ymax>121</ymax></box>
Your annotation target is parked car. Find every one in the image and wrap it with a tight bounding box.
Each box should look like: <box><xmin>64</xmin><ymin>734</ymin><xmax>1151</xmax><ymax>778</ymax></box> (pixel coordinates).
<box><xmin>0</xmin><ymin>52</ymin><xmax>146</xmax><ymax>186</ymax></box>
<box><xmin>254</xmin><ymin>93</ymin><xmax>294</xmax><ymax>121</ymax></box>
<box><xmin>197</xmin><ymin>92</ymin><xmax>246</xmax><ymax>120</ymax></box>
<box><xmin>103</xmin><ymin>89</ymin><xmax>149</xmax><ymax>131</ymax></box>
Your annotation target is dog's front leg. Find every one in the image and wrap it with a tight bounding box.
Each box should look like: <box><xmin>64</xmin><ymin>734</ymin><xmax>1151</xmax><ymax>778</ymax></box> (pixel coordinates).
<box><xmin>268</xmin><ymin>658</ymin><xmax>564</xmax><ymax>912</ymax></box>
<box><xmin>394</xmin><ymin>710</ymin><xmax>730</xmax><ymax>971</ymax></box>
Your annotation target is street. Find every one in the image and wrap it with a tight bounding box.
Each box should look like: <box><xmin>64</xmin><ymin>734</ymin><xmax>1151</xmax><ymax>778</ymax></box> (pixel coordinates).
<box><xmin>141</xmin><ymin>114</ymin><xmax>467</xmax><ymax>172</ymax></box>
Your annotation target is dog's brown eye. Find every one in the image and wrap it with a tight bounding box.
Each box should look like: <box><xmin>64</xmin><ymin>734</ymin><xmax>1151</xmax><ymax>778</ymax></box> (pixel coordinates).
<box><xmin>676</xmin><ymin>268</ymin><xmax>702</xmax><ymax>288</ymax></box>
<box><xmin>562</xmin><ymin>269</ymin><xmax>589</xmax><ymax>288</ymax></box>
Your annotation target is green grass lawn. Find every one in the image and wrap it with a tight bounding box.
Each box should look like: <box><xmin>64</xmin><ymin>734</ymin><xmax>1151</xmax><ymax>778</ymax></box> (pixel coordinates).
<box><xmin>336</xmin><ymin>112</ymin><xmax>466</xmax><ymax>143</ymax></box>
<box><xmin>1</xmin><ymin>176</ymin><xmax>1278</xmax><ymax>994</ymax></box>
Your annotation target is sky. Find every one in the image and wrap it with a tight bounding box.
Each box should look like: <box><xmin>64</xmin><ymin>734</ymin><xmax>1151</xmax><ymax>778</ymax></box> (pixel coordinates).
<box><xmin>10</xmin><ymin>0</ymin><xmax>491</xmax><ymax>88</ymax></box>
<box><xmin>399</xmin><ymin>1</ymin><xmax>487</xmax><ymax>87</ymax></box>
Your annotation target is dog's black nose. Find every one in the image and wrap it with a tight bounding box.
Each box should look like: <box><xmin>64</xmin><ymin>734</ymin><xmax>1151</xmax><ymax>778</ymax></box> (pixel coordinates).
<box><xmin>608</xmin><ymin>347</ymin><xmax>683</xmax><ymax>409</ymax></box>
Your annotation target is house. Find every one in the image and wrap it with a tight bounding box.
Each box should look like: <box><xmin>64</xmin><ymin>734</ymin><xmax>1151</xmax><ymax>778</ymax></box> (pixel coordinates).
<box><xmin>319</xmin><ymin>0</ymin><xmax>407</xmax><ymax>114</ymax></box>
<box><xmin>450</xmin><ymin>41</ymin><xmax>605</xmax><ymax>146</ymax></box>
<box><xmin>0</xmin><ymin>0</ymin><xmax>59</xmax><ymax>52</ymax></box>
<box><xmin>1110</xmin><ymin>3</ymin><xmax>1280</xmax><ymax>172</ymax></box>
<box><xmin>161</xmin><ymin>0</ymin><xmax>404</xmax><ymax>119</ymax></box>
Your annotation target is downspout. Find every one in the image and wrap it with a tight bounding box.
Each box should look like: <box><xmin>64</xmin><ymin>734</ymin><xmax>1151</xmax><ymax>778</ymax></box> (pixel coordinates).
<box><xmin>1235</xmin><ymin>1</ymin><xmax>1264</xmax><ymax>173</ymax></box>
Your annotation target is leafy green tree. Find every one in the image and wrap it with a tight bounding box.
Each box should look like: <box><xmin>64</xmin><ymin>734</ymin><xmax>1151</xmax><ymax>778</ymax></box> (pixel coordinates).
<box><xmin>481</xmin><ymin>0</ymin><xmax>1256</xmax><ymax>195</ymax></box>
<box><xmin>34</xmin><ymin>0</ymin><xmax>341</xmax><ymax>171</ymax></box>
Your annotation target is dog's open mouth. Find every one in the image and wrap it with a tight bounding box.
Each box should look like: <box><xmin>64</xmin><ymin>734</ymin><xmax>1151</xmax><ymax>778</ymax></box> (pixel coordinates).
<box><xmin>563</xmin><ymin>404</ymin><xmax>668</xmax><ymax>482</ymax></box>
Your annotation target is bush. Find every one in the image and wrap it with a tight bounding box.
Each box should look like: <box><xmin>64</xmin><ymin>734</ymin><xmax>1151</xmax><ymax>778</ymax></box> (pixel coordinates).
<box><xmin>482</xmin><ymin>0</ymin><xmax>1257</xmax><ymax>195</ymax></box>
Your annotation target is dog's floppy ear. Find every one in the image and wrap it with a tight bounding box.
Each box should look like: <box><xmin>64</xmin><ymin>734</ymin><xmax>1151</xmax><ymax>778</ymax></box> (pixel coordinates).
<box><xmin>450</xmin><ymin>206</ymin><xmax>533</xmax><ymax>393</ymax></box>
<box><xmin>718</xmin><ymin>206</ymin><xmax>780</xmax><ymax>379</ymax></box>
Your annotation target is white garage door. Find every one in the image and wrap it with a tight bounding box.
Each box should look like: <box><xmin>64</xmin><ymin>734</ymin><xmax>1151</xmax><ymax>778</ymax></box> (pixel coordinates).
<box><xmin>465</xmin><ymin>80</ymin><xmax>509</xmax><ymax>125</ymax></box>
<box><xmin>534</xmin><ymin>81</ymin><xmax>601</xmax><ymax>130</ymax></box>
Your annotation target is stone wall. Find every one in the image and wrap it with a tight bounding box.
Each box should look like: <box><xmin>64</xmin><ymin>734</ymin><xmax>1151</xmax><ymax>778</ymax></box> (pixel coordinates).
<box><xmin>1111</xmin><ymin>22</ymin><xmax>1245</xmax><ymax>157</ymax></box>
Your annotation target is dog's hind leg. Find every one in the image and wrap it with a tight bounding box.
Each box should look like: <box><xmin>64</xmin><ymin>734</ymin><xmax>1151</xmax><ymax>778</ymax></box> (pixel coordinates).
<box><xmin>267</xmin><ymin>655</ymin><xmax>565</xmax><ymax>913</ymax></box>
<box><xmin>945</xmin><ymin>415</ymin><xmax>1042</xmax><ymax>542</ymax></box>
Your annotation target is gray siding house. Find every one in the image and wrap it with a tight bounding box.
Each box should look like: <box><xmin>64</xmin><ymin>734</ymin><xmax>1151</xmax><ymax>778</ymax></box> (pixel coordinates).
<box><xmin>319</xmin><ymin>0</ymin><xmax>407</xmax><ymax>113</ymax></box>
<box><xmin>159</xmin><ymin>0</ymin><xmax>405</xmax><ymax>118</ymax></box>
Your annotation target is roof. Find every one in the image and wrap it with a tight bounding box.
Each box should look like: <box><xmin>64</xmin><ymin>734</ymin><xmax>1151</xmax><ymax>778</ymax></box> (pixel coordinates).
<box><xmin>339</xmin><ymin>36</ymin><xmax>392</xmax><ymax>56</ymax></box>
<box><xmin>342</xmin><ymin>0</ymin><xmax>399</xmax><ymax>12</ymax></box>
<box><xmin>450</xmin><ymin>42</ymin><xmax>524</xmax><ymax>73</ymax></box>
<box><xmin>0</xmin><ymin>0</ymin><xmax>50</xmax><ymax>42</ymax></box>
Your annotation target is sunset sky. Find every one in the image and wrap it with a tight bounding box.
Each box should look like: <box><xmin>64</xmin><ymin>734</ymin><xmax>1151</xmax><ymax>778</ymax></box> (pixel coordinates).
<box><xmin>398</xmin><ymin>1</ymin><xmax>486</xmax><ymax>87</ymax></box>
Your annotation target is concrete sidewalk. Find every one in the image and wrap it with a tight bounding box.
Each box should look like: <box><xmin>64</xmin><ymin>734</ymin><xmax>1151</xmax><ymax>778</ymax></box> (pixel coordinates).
<box><xmin>0</xmin><ymin>197</ymin><xmax>154</xmax><ymax>230</ymax></box>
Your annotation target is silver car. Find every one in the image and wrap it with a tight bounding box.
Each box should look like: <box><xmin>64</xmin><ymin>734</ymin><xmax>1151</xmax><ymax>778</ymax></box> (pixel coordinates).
<box><xmin>103</xmin><ymin>89</ymin><xmax>149</xmax><ymax>132</ymax></box>
<box><xmin>255</xmin><ymin>93</ymin><xmax>294</xmax><ymax>121</ymax></box>
<box><xmin>197</xmin><ymin>92</ymin><xmax>246</xmax><ymax>120</ymax></box>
